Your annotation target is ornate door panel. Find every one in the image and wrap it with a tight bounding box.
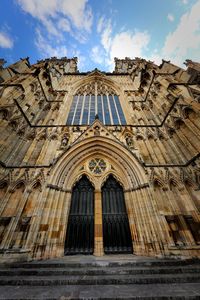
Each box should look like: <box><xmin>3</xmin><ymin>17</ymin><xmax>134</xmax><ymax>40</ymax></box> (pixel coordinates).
<box><xmin>64</xmin><ymin>176</ymin><xmax>94</xmax><ymax>255</ymax></box>
<box><xmin>102</xmin><ymin>176</ymin><xmax>133</xmax><ymax>254</ymax></box>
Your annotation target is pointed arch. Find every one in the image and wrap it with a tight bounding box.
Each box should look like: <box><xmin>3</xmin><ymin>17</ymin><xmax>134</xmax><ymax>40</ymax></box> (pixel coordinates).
<box><xmin>0</xmin><ymin>180</ymin><xmax>8</xmax><ymax>189</ymax></box>
<box><xmin>169</xmin><ymin>177</ymin><xmax>184</xmax><ymax>191</ymax></box>
<box><xmin>49</xmin><ymin>135</ymin><xmax>148</xmax><ymax>191</ymax></box>
<box><xmin>9</xmin><ymin>180</ymin><xmax>26</xmax><ymax>193</ymax></box>
<box><xmin>153</xmin><ymin>178</ymin><xmax>166</xmax><ymax>190</ymax></box>
<box><xmin>72</xmin><ymin>173</ymin><xmax>95</xmax><ymax>189</ymax></box>
<box><xmin>1</xmin><ymin>181</ymin><xmax>25</xmax><ymax>217</ymax></box>
<box><xmin>71</xmin><ymin>70</ymin><xmax>122</xmax><ymax>96</ymax></box>
<box><xmin>30</xmin><ymin>180</ymin><xmax>42</xmax><ymax>191</ymax></box>
<box><xmin>0</xmin><ymin>180</ymin><xmax>8</xmax><ymax>200</ymax></box>
<box><xmin>101</xmin><ymin>173</ymin><xmax>124</xmax><ymax>189</ymax></box>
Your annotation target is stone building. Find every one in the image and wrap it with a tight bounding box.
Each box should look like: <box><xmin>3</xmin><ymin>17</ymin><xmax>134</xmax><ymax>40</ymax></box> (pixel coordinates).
<box><xmin>0</xmin><ymin>56</ymin><xmax>199</xmax><ymax>262</ymax></box>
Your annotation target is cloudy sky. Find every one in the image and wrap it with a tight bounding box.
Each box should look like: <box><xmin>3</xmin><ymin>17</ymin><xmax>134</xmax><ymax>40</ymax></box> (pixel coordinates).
<box><xmin>0</xmin><ymin>0</ymin><xmax>200</xmax><ymax>71</ymax></box>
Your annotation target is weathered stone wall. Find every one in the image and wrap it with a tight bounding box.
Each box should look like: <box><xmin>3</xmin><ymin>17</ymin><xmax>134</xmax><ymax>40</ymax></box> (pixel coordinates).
<box><xmin>0</xmin><ymin>56</ymin><xmax>199</xmax><ymax>261</ymax></box>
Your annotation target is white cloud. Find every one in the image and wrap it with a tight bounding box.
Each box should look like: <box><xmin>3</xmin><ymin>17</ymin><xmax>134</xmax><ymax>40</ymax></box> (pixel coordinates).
<box><xmin>61</xmin><ymin>0</ymin><xmax>93</xmax><ymax>32</ymax></box>
<box><xmin>91</xmin><ymin>46</ymin><xmax>105</xmax><ymax>64</ymax></box>
<box><xmin>91</xmin><ymin>1</ymin><xmax>200</xmax><ymax>70</ymax></box>
<box><xmin>0</xmin><ymin>31</ymin><xmax>14</xmax><ymax>48</ymax></box>
<box><xmin>35</xmin><ymin>29</ymin><xmax>68</xmax><ymax>58</ymax></box>
<box><xmin>42</xmin><ymin>18</ymin><xmax>62</xmax><ymax>38</ymax></box>
<box><xmin>110</xmin><ymin>31</ymin><xmax>150</xmax><ymax>61</ymax></box>
<box><xmin>97</xmin><ymin>16</ymin><xmax>105</xmax><ymax>33</ymax></box>
<box><xmin>17</xmin><ymin>0</ymin><xmax>57</xmax><ymax>19</ymax></box>
<box><xmin>16</xmin><ymin>0</ymin><xmax>93</xmax><ymax>38</ymax></box>
<box><xmin>181</xmin><ymin>0</ymin><xmax>188</xmax><ymax>4</ymax></box>
<box><xmin>72</xmin><ymin>49</ymin><xmax>86</xmax><ymax>70</ymax></box>
<box><xmin>162</xmin><ymin>0</ymin><xmax>200</xmax><ymax>65</ymax></box>
<box><xmin>91</xmin><ymin>16</ymin><xmax>151</xmax><ymax>70</ymax></box>
<box><xmin>101</xmin><ymin>20</ymin><xmax>112</xmax><ymax>52</ymax></box>
<box><xmin>57</xmin><ymin>18</ymin><xmax>71</xmax><ymax>33</ymax></box>
<box><xmin>167</xmin><ymin>14</ymin><xmax>174</xmax><ymax>22</ymax></box>
<box><xmin>34</xmin><ymin>28</ymin><xmax>87</xmax><ymax>70</ymax></box>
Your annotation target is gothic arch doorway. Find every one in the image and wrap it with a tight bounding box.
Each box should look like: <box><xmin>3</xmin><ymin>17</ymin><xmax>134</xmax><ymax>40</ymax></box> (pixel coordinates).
<box><xmin>102</xmin><ymin>175</ymin><xmax>133</xmax><ymax>254</ymax></box>
<box><xmin>64</xmin><ymin>175</ymin><xmax>94</xmax><ymax>255</ymax></box>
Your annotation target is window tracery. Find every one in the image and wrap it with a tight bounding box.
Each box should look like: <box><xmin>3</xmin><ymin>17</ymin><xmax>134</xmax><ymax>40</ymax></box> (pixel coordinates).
<box><xmin>66</xmin><ymin>80</ymin><xmax>126</xmax><ymax>125</ymax></box>
<box><xmin>88</xmin><ymin>158</ymin><xmax>107</xmax><ymax>174</ymax></box>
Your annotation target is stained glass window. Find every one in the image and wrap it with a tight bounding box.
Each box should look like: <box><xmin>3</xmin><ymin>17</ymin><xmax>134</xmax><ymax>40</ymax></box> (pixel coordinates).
<box><xmin>88</xmin><ymin>158</ymin><xmax>106</xmax><ymax>174</ymax></box>
<box><xmin>66</xmin><ymin>94</ymin><xmax>126</xmax><ymax>125</ymax></box>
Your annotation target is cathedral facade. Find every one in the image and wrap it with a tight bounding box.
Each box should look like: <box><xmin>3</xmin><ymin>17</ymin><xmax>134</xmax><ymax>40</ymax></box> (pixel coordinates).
<box><xmin>0</xmin><ymin>56</ymin><xmax>199</xmax><ymax>262</ymax></box>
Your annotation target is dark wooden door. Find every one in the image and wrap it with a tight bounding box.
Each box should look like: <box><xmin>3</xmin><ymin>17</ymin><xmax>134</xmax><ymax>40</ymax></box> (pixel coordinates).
<box><xmin>102</xmin><ymin>175</ymin><xmax>133</xmax><ymax>254</ymax></box>
<box><xmin>64</xmin><ymin>176</ymin><xmax>94</xmax><ymax>255</ymax></box>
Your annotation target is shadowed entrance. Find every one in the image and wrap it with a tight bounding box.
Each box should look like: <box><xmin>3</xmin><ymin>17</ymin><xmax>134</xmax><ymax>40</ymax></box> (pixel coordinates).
<box><xmin>102</xmin><ymin>175</ymin><xmax>133</xmax><ymax>254</ymax></box>
<box><xmin>64</xmin><ymin>176</ymin><xmax>94</xmax><ymax>255</ymax></box>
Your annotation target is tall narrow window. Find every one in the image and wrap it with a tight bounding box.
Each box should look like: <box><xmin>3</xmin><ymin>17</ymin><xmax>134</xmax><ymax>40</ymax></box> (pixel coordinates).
<box><xmin>89</xmin><ymin>95</ymin><xmax>95</xmax><ymax>124</ymax></box>
<box><xmin>114</xmin><ymin>95</ymin><xmax>126</xmax><ymax>125</ymax></box>
<box><xmin>66</xmin><ymin>95</ymin><xmax>78</xmax><ymax>124</ymax></box>
<box><xmin>97</xmin><ymin>95</ymin><xmax>103</xmax><ymax>123</ymax></box>
<box><xmin>73</xmin><ymin>95</ymin><xmax>83</xmax><ymax>125</ymax></box>
<box><xmin>103</xmin><ymin>95</ymin><xmax>111</xmax><ymax>124</ymax></box>
<box><xmin>109</xmin><ymin>95</ymin><xmax>119</xmax><ymax>124</ymax></box>
<box><xmin>82</xmin><ymin>95</ymin><xmax>89</xmax><ymax>124</ymax></box>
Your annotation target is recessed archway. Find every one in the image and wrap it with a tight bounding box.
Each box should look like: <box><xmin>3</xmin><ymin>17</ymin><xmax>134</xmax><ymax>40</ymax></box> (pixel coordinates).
<box><xmin>49</xmin><ymin>135</ymin><xmax>148</xmax><ymax>256</ymax></box>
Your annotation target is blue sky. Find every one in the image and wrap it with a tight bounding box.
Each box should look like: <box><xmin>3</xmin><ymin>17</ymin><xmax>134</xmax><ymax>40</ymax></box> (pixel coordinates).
<box><xmin>0</xmin><ymin>0</ymin><xmax>200</xmax><ymax>72</ymax></box>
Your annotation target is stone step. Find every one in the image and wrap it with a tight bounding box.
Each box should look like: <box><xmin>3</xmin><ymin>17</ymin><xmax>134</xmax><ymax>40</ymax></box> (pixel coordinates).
<box><xmin>0</xmin><ymin>273</ymin><xmax>200</xmax><ymax>285</ymax></box>
<box><xmin>3</xmin><ymin>258</ymin><xmax>199</xmax><ymax>269</ymax></box>
<box><xmin>0</xmin><ymin>265</ymin><xmax>200</xmax><ymax>276</ymax></box>
<box><xmin>1</xmin><ymin>256</ymin><xmax>200</xmax><ymax>299</ymax></box>
<box><xmin>0</xmin><ymin>283</ymin><xmax>200</xmax><ymax>300</ymax></box>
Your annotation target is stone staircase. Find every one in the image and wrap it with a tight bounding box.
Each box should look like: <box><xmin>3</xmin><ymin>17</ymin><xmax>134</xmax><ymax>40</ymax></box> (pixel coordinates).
<box><xmin>0</xmin><ymin>255</ymin><xmax>200</xmax><ymax>299</ymax></box>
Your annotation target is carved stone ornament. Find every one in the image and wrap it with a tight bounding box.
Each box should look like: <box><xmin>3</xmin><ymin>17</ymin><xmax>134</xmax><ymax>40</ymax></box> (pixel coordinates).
<box><xmin>88</xmin><ymin>158</ymin><xmax>107</xmax><ymax>175</ymax></box>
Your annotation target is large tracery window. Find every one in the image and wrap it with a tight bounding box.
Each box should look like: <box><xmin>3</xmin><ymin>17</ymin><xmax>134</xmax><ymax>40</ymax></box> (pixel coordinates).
<box><xmin>66</xmin><ymin>81</ymin><xmax>126</xmax><ymax>125</ymax></box>
<box><xmin>67</xmin><ymin>94</ymin><xmax>126</xmax><ymax>125</ymax></box>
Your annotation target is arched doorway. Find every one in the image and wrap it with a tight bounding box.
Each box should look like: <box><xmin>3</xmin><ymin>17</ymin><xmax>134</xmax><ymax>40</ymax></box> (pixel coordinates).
<box><xmin>64</xmin><ymin>176</ymin><xmax>94</xmax><ymax>255</ymax></box>
<box><xmin>102</xmin><ymin>175</ymin><xmax>133</xmax><ymax>254</ymax></box>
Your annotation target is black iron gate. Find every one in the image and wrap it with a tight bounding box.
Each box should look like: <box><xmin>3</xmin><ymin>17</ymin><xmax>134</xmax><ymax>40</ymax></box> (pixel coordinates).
<box><xmin>64</xmin><ymin>176</ymin><xmax>94</xmax><ymax>255</ymax></box>
<box><xmin>102</xmin><ymin>175</ymin><xmax>133</xmax><ymax>254</ymax></box>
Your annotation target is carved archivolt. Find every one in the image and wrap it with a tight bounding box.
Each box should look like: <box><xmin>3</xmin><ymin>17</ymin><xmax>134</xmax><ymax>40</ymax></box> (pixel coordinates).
<box><xmin>49</xmin><ymin>134</ymin><xmax>148</xmax><ymax>191</ymax></box>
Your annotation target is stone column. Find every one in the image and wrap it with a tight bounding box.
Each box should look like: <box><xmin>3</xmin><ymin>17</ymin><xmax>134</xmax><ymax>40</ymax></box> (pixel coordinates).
<box><xmin>94</xmin><ymin>189</ymin><xmax>104</xmax><ymax>256</ymax></box>
<box><xmin>124</xmin><ymin>191</ymin><xmax>135</xmax><ymax>253</ymax></box>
